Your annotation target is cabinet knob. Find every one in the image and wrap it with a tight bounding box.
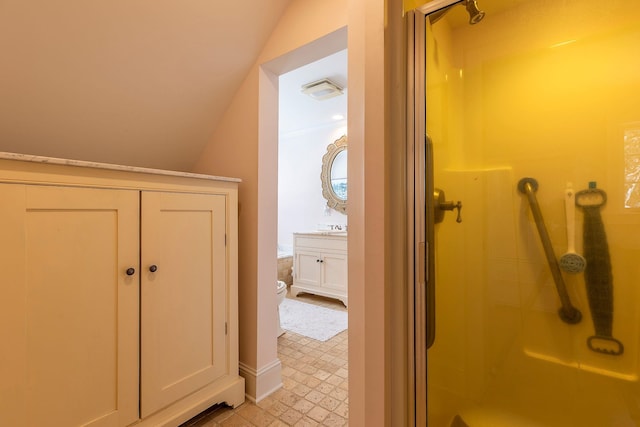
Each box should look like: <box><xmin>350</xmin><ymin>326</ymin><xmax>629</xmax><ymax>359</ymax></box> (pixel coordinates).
<box><xmin>126</xmin><ymin>268</ymin><xmax>135</xmax><ymax>276</ymax></box>
<box><xmin>149</xmin><ymin>265</ymin><xmax>158</xmax><ymax>273</ymax></box>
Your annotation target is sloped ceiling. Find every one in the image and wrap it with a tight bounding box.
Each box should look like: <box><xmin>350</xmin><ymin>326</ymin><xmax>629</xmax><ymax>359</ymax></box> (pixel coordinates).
<box><xmin>0</xmin><ymin>0</ymin><xmax>293</xmax><ymax>170</ymax></box>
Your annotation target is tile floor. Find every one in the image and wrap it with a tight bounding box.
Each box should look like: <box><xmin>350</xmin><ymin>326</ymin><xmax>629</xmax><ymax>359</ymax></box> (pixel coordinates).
<box><xmin>181</xmin><ymin>292</ymin><xmax>349</xmax><ymax>426</ymax></box>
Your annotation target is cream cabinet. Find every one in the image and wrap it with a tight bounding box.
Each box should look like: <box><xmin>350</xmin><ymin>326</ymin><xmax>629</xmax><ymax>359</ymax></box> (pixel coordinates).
<box><xmin>291</xmin><ymin>232</ymin><xmax>348</xmax><ymax>307</ymax></box>
<box><xmin>0</xmin><ymin>154</ymin><xmax>244</xmax><ymax>427</ymax></box>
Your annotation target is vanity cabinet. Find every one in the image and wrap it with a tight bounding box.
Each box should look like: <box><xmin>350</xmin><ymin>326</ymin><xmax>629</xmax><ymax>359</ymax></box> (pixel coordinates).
<box><xmin>0</xmin><ymin>154</ymin><xmax>244</xmax><ymax>427</ymax></box>
<box><xmin>292</xmin><ymin>233</ymin><xmax>348</xmax><ymax>306</ymax></box>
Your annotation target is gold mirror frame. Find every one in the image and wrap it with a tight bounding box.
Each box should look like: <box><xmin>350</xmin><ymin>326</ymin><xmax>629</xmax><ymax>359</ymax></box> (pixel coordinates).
<box><xmin>321</xmin><ymin>135</ymin><xmax>347</xmax><ymax>214</ymax></box>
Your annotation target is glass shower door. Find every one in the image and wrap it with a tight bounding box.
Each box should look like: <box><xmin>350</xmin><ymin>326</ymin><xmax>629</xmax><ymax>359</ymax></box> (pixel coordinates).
<box><xmin>416</xmin><ymin>0</ymin><xmax>640</xmax><ymax>425</ymax></box>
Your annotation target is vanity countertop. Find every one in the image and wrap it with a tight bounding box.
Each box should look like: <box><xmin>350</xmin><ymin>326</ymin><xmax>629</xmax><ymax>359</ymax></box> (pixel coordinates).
<box><xmin>294</xmin><ymin>231</ymin><xmax>347</xmax><ymax>237</ymax></box>
<box><xmin>0</xmin><ymin>151</ymin><xmax>241</xmax><ymax>183</ymax></box>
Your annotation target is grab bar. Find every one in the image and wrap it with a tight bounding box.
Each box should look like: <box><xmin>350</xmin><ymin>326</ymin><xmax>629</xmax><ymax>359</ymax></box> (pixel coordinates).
<box><xmin>518</xmin><ymin>178</ymin><xmax>582</xmax><ymax>324</ymax></box>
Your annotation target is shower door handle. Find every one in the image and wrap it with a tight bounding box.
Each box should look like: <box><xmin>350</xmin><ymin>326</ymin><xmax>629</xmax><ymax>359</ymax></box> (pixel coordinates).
<box><xmin>422</xmin><ymin>135</ymin><xmax>436</xmax><ymax>349</ymax></box>
<box><xmin>434</xmin><ymin>188</ymin><xmax>462</xmax><ymax>223</ymax></box>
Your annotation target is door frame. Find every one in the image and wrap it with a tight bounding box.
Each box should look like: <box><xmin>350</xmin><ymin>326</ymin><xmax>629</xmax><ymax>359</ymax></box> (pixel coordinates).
<box><xmin>254</xmin><ymin>27</ymin><xmax>348</xmax><ymax>401</ymax></box>
<box><xmin>406</xmin><ymin>2</ymin><xmax>461</xmax><ymax>425</ymax></box>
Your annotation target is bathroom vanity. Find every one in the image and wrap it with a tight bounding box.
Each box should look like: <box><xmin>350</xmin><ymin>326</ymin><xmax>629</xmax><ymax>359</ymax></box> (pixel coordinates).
<box><xmin>292</xmin><ymin>232</ymin><xmax>348</xmax><ymax>306</ymax></box>
<box><xmin>0</xmin><ymin>153</ymin><xmax>244</xmax><ymax>427</ymax></box>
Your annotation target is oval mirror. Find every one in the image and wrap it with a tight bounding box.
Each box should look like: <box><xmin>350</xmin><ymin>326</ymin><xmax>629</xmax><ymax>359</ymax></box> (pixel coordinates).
<box><xmin>321</xmin><ymin>135</ymin><xmax>347</xmax><ymax>214</ymax></box>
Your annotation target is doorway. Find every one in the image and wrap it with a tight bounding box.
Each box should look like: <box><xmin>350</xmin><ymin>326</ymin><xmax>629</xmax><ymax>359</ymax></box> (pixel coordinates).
<box><xmin>250</xmin><ymin>22</ymin><xmax>350</xmax><ymax>414</ymax></box>
<box><xmin>275</xmin><ymin>46</ymin><xmax>349</xmax><ymax>424</ymax></box>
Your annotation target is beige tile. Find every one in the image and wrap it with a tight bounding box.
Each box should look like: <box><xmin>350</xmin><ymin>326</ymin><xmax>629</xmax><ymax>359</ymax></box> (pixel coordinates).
<box><xmin>292</xmin><ymin>398</ymin><xmax>315</xmax><ymax>414</ymax></box>
<box><xmin>292</xmin><ymin>383</ymin><xmax>313</xmax><ymax>397</ymax></box>
<box><xmin>267</xmin><ymin>420</ymin><xmax>289</xmax><ymax>427</ymax></box>
<box><xmin>319</xmin><ymin>396</ymin><xmax>341</xmax><ymax>412</ymax></box>
<box><xmin>319</xmin><ymin>353</ymin><xmax>334</xmax><ymax>362</ymax></box>
<box><xmin>236</xmin><ymin>404</ymin><xmax>277</xmax><ymax>427</ymax></box>
<box><xmin>322</xmin><ymin>412</ymin><xmax>348</xmax><ymax>427</ymax></box>
<box><xmin>299</xmin><ymin>355</ymin><xmax>316</xmax><ymax>364</ymax></box>
<box><xmin>329</xmin><ymin>387</ymin><xmax>348</xmax><ymax>402</ymax></box>
<box><xmin>334</xmin><ymin>402</ymin><xmax>349</xmax><ymax>419</ymax></box>
<box><xmin>278</xmin><ymin>347</ymin><xmax>293</xmax><ymax>356</ymax></box>
<box><xmin>313</xmin><ymin>370</ymin><xmax>331</xmax><ymax>381</ymax></box>
<box><xmin>327</xmin><ymin>347</ymin><xmax>344</xmax><ymax>356</ymax></box>
<box><xmin>282</xmin><ymin>377</ymin><xmax>297</xmax><ymax>390</ymax></box>
<box><xmin>302</xmin><ymin>375</ymin><xmax>322</xmax><ymax>389</ymax></box>
<box><xmin>307</xmin><ymin>406</ymin><xmax>330</xmax><ymax>423</ymax></box>
<box><xmin>277</xmin><ymin>390</ymin><xmax>301</xmax><ymax>407</ymax></box>
<box><xmin>326</xmin><ymin>375</ymin><xmax>343</xmax><ymax>386</ymax></box>
<box><xmin>182</xmin><ymin>293</ymin><xmax>348</xmax><ymax>427</ymax></box>
<box><xmin>279</xmin><ymin>408</ymin><xmax>304</xmax><ymax>425</ymax></box>
<box><xmin>280</xmin><ymin>366</ymin><xmax>296</xmax><ymax>377</ymax></box>
<box><xmin>270</xmin><ymin>388</ymin><xmax>291</xmax><ymax>401</ymax></box>
<box><xmin>300</xmin><ymin>364</ymin><xmax>318</xmax><ymax>375</ymax></box>
<box><xmin>292</xmin><ymin>371</ymin><xmax>309</xmax><ymax>383</ymax></box>
<box><xmin>297</xmin><ymin>417</ymin><xmax>321</xmax><ymax>426</ymax></box>
<box><xmin>315</xmin><ymin>383</ymin><xmax>334</xmax><ymax>394</ymax></box>
<box><xmin>218</xmin><ymin>413</ymin><xmax>254</xmax><ymax>426</ymax></box>
<box><xmin>304</xmin><ymin>390</ymin><xmax>326</xmax><ymax>404</ymax></box>
<box><xmin>256</xmin><ymin>396</ymin><xmax>277</xmax><ymax>410</ymax></box>
<box><xmin>266</xmin><ymin>401</ymin><xmax>289</xmax><ymax>418</ymax></box>
<box><xmin>335</xmin><ymin>368</ymin><xmax>348</xmax><ymax>379</ymax></box>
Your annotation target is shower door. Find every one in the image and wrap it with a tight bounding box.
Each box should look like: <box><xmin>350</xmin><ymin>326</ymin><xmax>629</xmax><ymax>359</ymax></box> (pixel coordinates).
<box><xmin>410</xmin><ymin>1</ymin><xmax>640</xmax><ymax>425</ymax></box>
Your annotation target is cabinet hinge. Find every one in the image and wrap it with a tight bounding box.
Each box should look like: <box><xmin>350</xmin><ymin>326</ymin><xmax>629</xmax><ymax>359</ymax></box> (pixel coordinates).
<box><xmin>225</xmin><ymin>322</ymin><xmax>228</xmax><ymax>335</ymax></box>
<box><xmin>225</xmin><ymin>234</ymin><xmax>227</xmax><ymax>246</ymax></box>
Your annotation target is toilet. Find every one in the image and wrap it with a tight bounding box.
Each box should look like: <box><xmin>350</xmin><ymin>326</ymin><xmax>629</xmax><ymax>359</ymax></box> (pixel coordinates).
<box><xmin>276</xmin><ymin>280</ymin><xmax>287</xmax><ymax>337</ymax></box>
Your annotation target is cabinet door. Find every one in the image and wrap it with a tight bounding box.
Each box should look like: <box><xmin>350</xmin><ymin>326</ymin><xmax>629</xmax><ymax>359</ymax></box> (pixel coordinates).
<box><xmin>140</xmin><ymin>191</ymin><xmax>227</xmax><ymax>417</ymax></box>
<box><xmin>0</xmin><ymin>184</ymin><xmax>140</xmax><ymax>427</ymax></box>
<box><xmin>321</xmin><ymin>252</ymin><xmax>348</xmax><ymax>292</ymax></box>
<box><xmin>295</xmin><ymin>249</ymin><xmax>322</xmax><ymax>287</ymax></box>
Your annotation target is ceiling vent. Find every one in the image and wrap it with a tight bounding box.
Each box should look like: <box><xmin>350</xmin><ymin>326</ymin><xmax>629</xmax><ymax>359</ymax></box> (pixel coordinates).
<box><xmin>301</xmin><ymin>78</ymin><xmax>344</xmax><ymax>101</ymax></box>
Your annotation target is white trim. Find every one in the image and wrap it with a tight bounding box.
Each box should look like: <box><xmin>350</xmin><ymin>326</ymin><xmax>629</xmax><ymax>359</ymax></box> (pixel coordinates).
<box><xmin>238</xmin><ymin>359</ymin><xmax>283</xmax><ymax>403</ymax></box>
<box><xmin>416</xmin><ymin>0</ymin><xmax>461</xmax><ymax>14</ymax></box>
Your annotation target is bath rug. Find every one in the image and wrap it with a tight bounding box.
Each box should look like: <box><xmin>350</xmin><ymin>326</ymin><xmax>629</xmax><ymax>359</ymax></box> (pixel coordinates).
<box><xmin>279</xmin><ymin>298</ymin><xmax>347</xmax><ymax>341</ymax></box>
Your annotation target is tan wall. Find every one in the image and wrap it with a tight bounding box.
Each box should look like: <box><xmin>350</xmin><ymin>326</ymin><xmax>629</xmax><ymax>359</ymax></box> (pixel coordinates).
<box><xmin>348</xmin><ymin>0</ymin><xmax>408</xmax><ymax>424</ymax></box>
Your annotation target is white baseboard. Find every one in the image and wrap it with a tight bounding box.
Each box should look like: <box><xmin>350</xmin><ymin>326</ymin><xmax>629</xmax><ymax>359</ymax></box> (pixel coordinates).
<box><xmin>239</xmin><ymin>358</ymin><xmax>283</xmax><ymax>403</ymax></box>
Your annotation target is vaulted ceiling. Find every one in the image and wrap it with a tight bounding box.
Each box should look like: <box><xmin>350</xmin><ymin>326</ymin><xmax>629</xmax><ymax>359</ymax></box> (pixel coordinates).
<box><xmin>0</xmin><ymin>0</ymin><xmax>294</xmax><ymax>170</ymax></box>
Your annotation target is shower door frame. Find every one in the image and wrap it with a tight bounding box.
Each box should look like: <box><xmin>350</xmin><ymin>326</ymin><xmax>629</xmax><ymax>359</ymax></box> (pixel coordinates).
<box><xmin>407</xmin><ymin>2</ymin><xmax>465</xmax><ymax>426</ymax></box>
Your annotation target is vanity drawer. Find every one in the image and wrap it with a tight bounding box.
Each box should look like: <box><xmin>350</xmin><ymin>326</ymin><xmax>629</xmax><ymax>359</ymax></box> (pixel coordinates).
<box><xmin>294</xmin><ymin>235</ymin><xmax>347</xmax><ymax>252</ymax></box>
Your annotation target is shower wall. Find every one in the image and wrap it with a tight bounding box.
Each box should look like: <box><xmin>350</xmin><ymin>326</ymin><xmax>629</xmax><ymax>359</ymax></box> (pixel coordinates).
<box><xmin>426</xmin><ymin>0</ymin><xmax>640</xmax><ymax>425</ymax></box>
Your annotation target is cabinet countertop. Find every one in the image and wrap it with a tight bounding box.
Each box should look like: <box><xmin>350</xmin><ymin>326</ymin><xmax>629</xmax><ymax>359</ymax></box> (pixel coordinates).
<box><xmin>0</xmin><ymin>151</ymin><xmax>241</xmax><ymax>183</ymax></box>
